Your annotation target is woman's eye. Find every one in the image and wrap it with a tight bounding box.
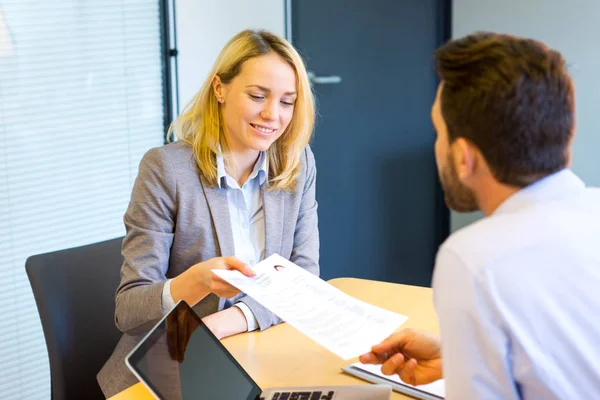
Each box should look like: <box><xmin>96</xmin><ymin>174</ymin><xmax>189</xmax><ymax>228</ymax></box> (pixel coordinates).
<box><xmin>281</xmin><ymin>100</ymin><xmax>294</xmax><ymax>107</ymax></box>
<box><xmin>249</xmin><ymin>94</ymin><xmax>264</xmax><ymax>101</ymax></box>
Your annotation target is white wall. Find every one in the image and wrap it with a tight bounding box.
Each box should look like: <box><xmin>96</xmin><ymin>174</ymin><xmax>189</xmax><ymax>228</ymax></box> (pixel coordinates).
<box><xmin>451</xmin><ymin>0</ymin><xmax>600</xmax><ymax>231</ymax></box>
<box><xmin>175</xmin><ymin>0</ymin><xmax>285</xmax><ymax>110</ymax></box>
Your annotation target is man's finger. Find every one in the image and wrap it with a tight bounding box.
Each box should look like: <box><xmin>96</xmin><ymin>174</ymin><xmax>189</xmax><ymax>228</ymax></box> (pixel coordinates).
<box><xmin>399</xmin><ymin>358</ymin><xmax>418</xmax><ymax>386</ymax></box>
<box><xmin>359</xmin><ymin>352</ymin><xmax>385</xmax><ymax>364</ymax></box>
<box><xmin>223</xmin><ymin>256</ymin><xmax>255</xmax><ymax>277</ymax></box>
<box><xmin>381</xmin><ymin>330</ymin><xmax>411</xmax><ymax>347</ymax></box>
<box><xmin>372</xmin><ymin>331</ymin><xmax>411</xmax><ymax>355</ymax></box>
<box><xmin>381</xmin><ymin>352</ymin><xmax>406</xmax><ymax>376</ymax></box>
<box><xmin>371</xmin><ymin>342</ymin><xmax>398</xmax><ymax>355</ymax></box>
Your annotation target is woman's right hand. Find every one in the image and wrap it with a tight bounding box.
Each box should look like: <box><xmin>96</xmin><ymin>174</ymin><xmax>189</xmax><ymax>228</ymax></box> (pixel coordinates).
<box><xmin>191</xmin><ymin>256</ymin><xmax>255</xmax><ymax>298</ymax></box>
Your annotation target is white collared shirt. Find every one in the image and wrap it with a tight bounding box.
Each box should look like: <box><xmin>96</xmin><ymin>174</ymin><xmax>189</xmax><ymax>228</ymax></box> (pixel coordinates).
<box><xmin>161</xmin><ymin>152</ymin><xmax>267</xmax><ymax>331</ymax></box>
<box><xmin>433</xmin><ymin>169</ymin><xmax>600</xmax><ymax>399</ymax></box>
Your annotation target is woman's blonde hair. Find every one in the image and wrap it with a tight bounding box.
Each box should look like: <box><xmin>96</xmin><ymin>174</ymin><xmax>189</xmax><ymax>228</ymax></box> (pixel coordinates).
<box><xmin>168</xmin><ymin>29</ymin><xmax>315</xmax><ymax>191</ymax></box>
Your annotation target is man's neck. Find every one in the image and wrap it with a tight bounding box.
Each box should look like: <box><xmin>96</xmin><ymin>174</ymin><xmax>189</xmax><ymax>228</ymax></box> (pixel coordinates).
<box><xmin>476</xmin><ymin>180</ymin><xmax>521</xmax><ymax>216</ymax></box>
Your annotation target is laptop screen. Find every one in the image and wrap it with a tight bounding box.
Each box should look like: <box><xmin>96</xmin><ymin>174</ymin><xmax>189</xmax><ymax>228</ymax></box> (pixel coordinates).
<box><xmin>126</xmin><ymin>301</ymin><xmax>262</xmax><ymax>400</ymax></box>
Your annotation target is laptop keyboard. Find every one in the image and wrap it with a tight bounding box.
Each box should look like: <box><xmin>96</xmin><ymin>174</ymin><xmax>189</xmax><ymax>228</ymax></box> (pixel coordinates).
<box><xmin>270</xmin><ymin>391</ymin><xmax>335</xmax><ymax>400</ymax></box>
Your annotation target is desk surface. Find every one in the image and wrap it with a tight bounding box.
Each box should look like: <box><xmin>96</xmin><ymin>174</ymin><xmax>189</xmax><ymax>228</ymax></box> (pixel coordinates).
<box><xmin>109</xmin><ymin>277</ymin><xmax>438</xmax><ymax>400</ymax></box>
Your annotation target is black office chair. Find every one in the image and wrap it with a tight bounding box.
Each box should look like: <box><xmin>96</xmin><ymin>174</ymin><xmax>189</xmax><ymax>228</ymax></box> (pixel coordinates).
<box><xmin>26</xmin><ymin>237</ymin><xmax>124</xmax><ymax>400</ymax></box>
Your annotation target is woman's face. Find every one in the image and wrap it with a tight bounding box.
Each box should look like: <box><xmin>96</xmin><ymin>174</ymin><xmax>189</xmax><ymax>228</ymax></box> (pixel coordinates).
<box><xmin>214</xmin><ymin>53</ymin><xmax>297</xmax><ymax>155</ymax></box>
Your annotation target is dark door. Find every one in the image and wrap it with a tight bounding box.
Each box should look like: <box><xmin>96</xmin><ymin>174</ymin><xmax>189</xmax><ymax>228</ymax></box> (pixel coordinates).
<box><xmin>291</xmin><ymin>0</ymin><xmax>450</xmax><ymax>286</ymax></box>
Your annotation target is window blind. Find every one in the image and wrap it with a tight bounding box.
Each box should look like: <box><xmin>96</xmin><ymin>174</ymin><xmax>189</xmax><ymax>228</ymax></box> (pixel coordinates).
<box><xmin>0</xmin><ymin>1</ymin><xmax>166</xmax><ymax>398</ymax></box>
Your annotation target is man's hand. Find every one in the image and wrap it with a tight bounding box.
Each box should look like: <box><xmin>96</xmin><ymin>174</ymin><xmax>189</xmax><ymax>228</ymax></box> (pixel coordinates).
<box><xmin>359</xmin><ymin>329</ymin><xmax>443</xmax><ymax>385</ymax></box>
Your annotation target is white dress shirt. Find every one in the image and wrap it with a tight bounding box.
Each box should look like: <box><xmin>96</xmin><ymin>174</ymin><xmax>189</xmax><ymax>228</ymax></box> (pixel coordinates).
<box><xmin>161</xmin><ymin>152</ymin><xmax>267</xmax><ymax>331</ymax></box>
<box><xmin>433</xmin><ymin>169</ymin><xmax>600</xmax><ymax>399</ymax></box>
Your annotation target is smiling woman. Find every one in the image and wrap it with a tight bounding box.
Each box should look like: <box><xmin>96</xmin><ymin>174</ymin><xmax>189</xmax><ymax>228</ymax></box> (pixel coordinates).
<box><xmin>212</xmin><ymin>52</ymin><xmax>298</xmax><ymax>184</ymax></box>
<box><xmin>97</xmin><ymin>29</ymin><xmax>321</xmax><ymax>397</ymax></box>
<box><xmin>172</xmin><ymin>29</ymin><xmax>315</xmax><ymax>191</ymax></box>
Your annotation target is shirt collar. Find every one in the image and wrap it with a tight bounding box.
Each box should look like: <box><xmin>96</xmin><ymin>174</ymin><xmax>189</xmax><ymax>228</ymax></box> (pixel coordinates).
<box><xmin>216</xmin><ymin>151</ymin><xmax>268</xmax><ymax>189</ymax></box>
<box><xmin>493</xmin><ymin>169</ymin><xmax>585</xmax><ymax>216</ymax></box>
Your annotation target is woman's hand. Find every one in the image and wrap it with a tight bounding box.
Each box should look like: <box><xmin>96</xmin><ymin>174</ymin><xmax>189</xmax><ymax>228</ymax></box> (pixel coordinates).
<box><xmin>170</xmin><ymin>256</ymin><xmax>255</xmax><ymax>307</ymax></box>
<box><xmin>192</xmin><ymin>256</ymin><xmax>255</xmax><ymax>298</ymax></box>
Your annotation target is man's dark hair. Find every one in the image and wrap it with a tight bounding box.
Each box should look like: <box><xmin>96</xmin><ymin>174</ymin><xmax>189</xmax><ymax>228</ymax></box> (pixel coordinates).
<box><xmin>435</xmin><ymin>32</ymin><xmax>575</xmax><ymax>187</ymax></box>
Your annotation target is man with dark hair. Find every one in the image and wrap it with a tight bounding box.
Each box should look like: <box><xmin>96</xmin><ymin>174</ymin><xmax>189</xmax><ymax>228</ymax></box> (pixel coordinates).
<box><xmin>361</xmin><ymin>32</ymin><xmax>600</xmax><ymax>399</ymax></box>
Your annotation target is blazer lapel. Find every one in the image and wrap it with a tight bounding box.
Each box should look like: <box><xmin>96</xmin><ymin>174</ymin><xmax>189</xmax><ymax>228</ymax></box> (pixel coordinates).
<box><xmin>200</xmin><ymin>178</ymin><xmax>235</xmax><ymax>258</ymax></box>
<box><xmin>262</xmin><ymin>185</ymin><xmax>285</xmax><ymax>258</ymax></box>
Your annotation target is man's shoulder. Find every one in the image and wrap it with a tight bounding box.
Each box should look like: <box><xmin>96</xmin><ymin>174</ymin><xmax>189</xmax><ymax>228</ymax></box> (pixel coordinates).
<box><xmin>441</xmin><ymin>216</ymin><xmax>507</xmax><ymax>261</ymax></box>
<box><xmin>584</xmin><ymin>186</ymin><xmax>600</xmax><ymax>200</ymax></box>
<box><xmin>442</xmin><ymin>190</ymin><xmax>600</xmax><ymax>270</ymax></box>
<box><xmin>439</xmin><ymin>210</ymin><xmax>543</xmax><ymax>275</ymax></box>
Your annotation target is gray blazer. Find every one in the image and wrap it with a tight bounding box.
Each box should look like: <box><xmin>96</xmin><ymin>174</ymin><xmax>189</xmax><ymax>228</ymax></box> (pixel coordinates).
<box><xmin>97</xmin><ymin>141</ymin><xmax>319</xmax><ymax>397</ymax></box>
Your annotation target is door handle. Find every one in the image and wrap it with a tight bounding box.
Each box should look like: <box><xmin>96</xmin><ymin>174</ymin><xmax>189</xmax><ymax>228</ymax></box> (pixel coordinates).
<box><xmin>307</xmin><ymin>71</ymin><xmax>342</xmax><ymax>84</ymax></box>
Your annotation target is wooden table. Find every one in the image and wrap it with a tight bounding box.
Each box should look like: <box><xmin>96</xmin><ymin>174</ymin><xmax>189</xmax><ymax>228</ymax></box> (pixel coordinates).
<box><xmin>109</xmin><ymin>277</ymin><xmax>438</xmax><ymax>399</ymax></box>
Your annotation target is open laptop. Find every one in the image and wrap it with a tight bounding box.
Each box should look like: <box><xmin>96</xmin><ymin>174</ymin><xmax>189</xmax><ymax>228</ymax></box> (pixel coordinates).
<box><xmin>126</xmin><ymin>300</ymin><xmax>391</xmax><ymax>400</ymax></box>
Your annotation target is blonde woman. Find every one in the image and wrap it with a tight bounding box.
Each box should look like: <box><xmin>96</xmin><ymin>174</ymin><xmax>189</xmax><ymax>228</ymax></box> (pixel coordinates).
<box><xmin>98</xmin><ymin>29</ymin><xmax>318</xmax><ymax>397</ymax></box>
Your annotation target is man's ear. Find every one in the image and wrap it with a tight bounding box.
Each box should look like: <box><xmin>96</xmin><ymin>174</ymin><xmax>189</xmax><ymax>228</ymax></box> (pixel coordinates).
<box><xmin>452</xmin><ymin>138</ymin><xmax>477</xmax><ymax>181</ymax></box>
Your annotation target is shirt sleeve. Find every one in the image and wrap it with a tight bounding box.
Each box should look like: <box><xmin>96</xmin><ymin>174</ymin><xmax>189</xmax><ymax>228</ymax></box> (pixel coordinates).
<box><xmin>161</xmin><ymin>279</ymin><xmax>176</xmax><ymax>314</ymax></box>
<box><xmin>433</xmin><ymin>246</ymin><xmax>520</xmax><ymax>400</ymax></box>
<box><xmin>234</xmin><ymin>302</ymin><xmax>259</xmax><ymax>332</ymax></box>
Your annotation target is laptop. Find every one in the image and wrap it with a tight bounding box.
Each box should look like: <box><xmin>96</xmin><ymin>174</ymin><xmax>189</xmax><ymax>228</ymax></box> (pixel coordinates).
<box><xmin>126</xmin><ymin>300</ymin><xmax>391</xmax><ymax>400</ymax></box>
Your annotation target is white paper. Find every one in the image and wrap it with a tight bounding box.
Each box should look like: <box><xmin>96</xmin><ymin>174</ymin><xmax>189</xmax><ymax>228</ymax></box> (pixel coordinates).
<box><xmin>349</xmin><ymin>362</ymin><xmax>446</xmax><ymax>397</ymax></box>
<box><xmin>213</xmin><ymin>254</ymin><xmax>408</xmax><ymax>359</ymax></box>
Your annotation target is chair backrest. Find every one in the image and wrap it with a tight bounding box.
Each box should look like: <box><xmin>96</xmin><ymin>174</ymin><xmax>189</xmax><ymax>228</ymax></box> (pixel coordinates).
<box><xmin>26</xmin><ymin>237</ymin><xmax>124</xmax><ymax>400</ymax></box>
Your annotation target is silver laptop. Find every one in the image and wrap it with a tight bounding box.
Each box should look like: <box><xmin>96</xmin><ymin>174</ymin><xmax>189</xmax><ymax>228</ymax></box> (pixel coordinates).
<box><xmin>126</xmin><ymin>300</ymin><xmax>391</xmax><ymax>400</ymax></box>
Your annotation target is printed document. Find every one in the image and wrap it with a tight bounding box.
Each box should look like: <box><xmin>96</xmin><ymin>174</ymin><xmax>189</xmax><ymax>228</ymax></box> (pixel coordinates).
<box><xmin>213</xmin><ymin>254</ymin><xmax>408</xmax><ymax>359</ymax></box>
